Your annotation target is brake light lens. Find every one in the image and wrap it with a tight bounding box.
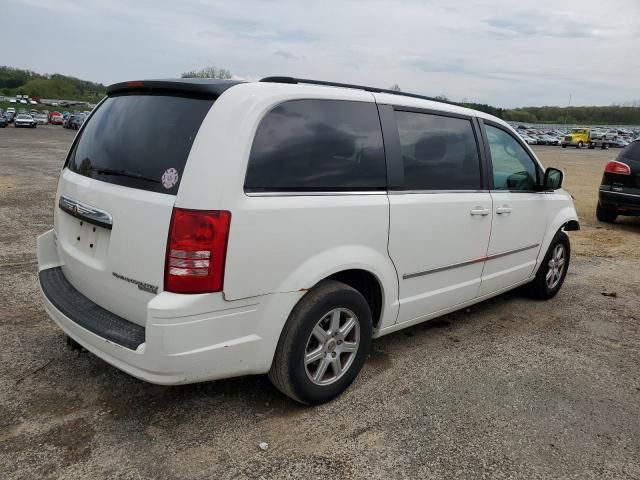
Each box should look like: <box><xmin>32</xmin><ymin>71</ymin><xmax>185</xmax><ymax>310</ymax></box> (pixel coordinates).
<box><xmin>165</xmin><ymin>208</ymin><xmax>231</xmax><ymax>294</ymax></box>
<box><xmin>604</xmin><ymin>160</ymin><xmax>631</xmax><ymax>175</ymax></box>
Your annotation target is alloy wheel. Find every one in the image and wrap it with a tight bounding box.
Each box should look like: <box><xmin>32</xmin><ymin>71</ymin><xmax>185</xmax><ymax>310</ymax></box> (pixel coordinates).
<box><xmin>546</xmin><ymin>244</ymin><xmax>566</xmax><ymax>289</ymax></box>
<box><xmin>304</xmin><ymin>308</ymin><xmax>360</xmax><ymax>386</ymax></box>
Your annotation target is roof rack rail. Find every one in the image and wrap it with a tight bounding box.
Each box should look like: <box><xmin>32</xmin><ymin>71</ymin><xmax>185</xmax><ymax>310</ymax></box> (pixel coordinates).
<box><xmin>259</xmin><ymin>76</ymin><xmax>461</xmax><ymax>107</ymax></box>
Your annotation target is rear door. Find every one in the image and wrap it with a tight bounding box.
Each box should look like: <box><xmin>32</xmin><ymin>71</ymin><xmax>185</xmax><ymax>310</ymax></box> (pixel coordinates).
<box><xmin>382</xmin><ymin>106</ymin><xmax>492</xmax><ymax>324</ymax></box>
<box><xmin>55</xmin><ymin>92</ymin><xmax>214</xmax><ymax>326</ymax></box>
<box><xmin>478</xmin><ymin>121</ymin><xmax>548</xmax><ymax>296</ymax></box>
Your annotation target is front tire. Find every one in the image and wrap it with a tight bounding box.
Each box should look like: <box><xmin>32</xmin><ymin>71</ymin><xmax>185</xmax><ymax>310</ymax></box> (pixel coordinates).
<box><xmin>577</xmin><ymin>141</ymin><xmax>584</xmax><ymax>149</ymax></box>
<box><xmin>269</xmin><ymin>279</ymin><xmax>373</xmax><ymax>405</ymax></box>
<box><xmin>527</xmin><ymin>231</ymin><xmax>570</xmax><ymax>300</ymax></box>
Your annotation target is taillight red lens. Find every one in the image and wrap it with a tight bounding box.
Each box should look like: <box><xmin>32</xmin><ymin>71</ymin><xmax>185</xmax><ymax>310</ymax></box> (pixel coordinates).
<box><xmin>165</xmin><ymin>208</ymin><xmax>231</xmax><ymax>294</ymax></box>
<box><xmin>604</xmin><ymin>160</ymin><xmax>631</xmax><ymax>175</ymax></box>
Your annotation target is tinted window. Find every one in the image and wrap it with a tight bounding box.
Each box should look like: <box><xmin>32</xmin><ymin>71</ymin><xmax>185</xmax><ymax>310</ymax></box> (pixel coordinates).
<box><xmin>245</xmin><ymin>100</ymin><xmax>386</xmax><ymax>191</ymax></box>
<box><xmin>486</xmin><ymin>125</ymin><xmax>538</xmax><ymax>191</ymax></box>
<box><xmin>620</xmin><ymin>141</ymin><xmax>640</xmax><ymax>162</ymax></box>
<box><xmin>67</xmin><ymin>95</ymin><xmax>213</xmax><ymax>194</ymax></box>
<box><xmin>395</xmin><ymin>111</ymin><xmax>481</xmax><ymax>190</ymax></box>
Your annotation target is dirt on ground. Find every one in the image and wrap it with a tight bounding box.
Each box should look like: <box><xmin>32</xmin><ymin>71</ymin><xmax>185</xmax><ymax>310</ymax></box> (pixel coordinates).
<box><xmin>0</xmin><ymin>126</ymin><xmax>639</xmax><ymax>479</ymax></box>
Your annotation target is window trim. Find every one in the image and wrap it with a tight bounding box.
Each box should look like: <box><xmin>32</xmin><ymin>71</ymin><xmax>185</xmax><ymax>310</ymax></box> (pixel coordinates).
<box><xmin>479</xmin><ymin>119</ymin><xmax>544</xmax><ymax>193</ymax></box>
<box><xmin>243</xmin><ymin>98</ymin><xmax>388</xmax><ymax>194</ymax></box>
<box><xmin>380</xmin><ymin>104</ymin><xmax>487</xmax><ymax>192</ymax></box>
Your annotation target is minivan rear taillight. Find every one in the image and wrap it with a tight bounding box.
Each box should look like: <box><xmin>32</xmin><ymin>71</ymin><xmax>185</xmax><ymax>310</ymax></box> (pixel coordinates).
<box><xmin>604</xmin><ymin>160</ymin><xmax>631</xmax><ymax>175</ymax></box>
<box><xmin>165</xmin><ymin>209</ymin><xmax>231</xmax><ymax>294</ymax></box>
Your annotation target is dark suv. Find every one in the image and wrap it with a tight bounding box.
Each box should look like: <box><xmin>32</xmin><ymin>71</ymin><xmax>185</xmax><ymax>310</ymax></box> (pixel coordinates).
<box><xmin>597</xmin><ymin>140</ymin><xmax>640</xmax><ymax>222</ymax></box>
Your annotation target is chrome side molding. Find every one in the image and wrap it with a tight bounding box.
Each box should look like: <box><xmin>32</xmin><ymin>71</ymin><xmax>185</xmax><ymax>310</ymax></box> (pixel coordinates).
<box><xmin>403</xmin><ymin>243</ymin><xmax>540</xmax><ymax>280</ymax></box>
<box><xmin>58</xmin><ymin>195</ymin><xmax>113</xmax><ymax>230</ymax></box>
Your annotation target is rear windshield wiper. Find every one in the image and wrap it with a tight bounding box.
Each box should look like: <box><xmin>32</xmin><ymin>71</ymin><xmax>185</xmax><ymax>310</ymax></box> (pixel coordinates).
<box><xmin>90</xmin><ymin>166</ymin><xmax>161</xmax><ymax>184</ymax></box>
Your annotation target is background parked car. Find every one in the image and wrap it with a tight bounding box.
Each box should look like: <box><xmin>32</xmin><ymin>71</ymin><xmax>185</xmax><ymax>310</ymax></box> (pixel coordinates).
<box><xmin>597</xmin><ymin>140</ymin><xmax>640</xmax><ymax>222</ymax></box>
<box><xmin>34</xmin><ymin>113</ymin><xmax>48</xmax><ymax>125</ymax></box>
<box><xmin>48</xmin><ymin>111</ymin><xmax>61</xmax><ymax>122</ymax></box>
<box><xmin>62</xmin><ymin>114</ymin><xmax>75</xmax><ymax>129</ymax></box>
<box><xmin>70</xmin><ymin>114</ymin><xmax>86</xmax><ymax>130</ymax></box>
<box><xmin>14</xmin><ymin>113</ymin><xmax>36</xmax><ymax>128</ymax></box>
<box><xmin>0</xmin><ymin>115</ymin><xmax>8</xmax><ymax>128</ymax></box>
<box><xmin>49</xmin><ymin>114</ymin><xmax>63</xmax><ymax>125</ymax></box>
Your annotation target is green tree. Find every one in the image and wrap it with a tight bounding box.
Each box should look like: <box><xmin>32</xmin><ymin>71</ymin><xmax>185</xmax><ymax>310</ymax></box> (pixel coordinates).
<box><xmin>181</xmin><ymin>67</ymin><xmax>232</xmax><ymax>79</ymax></box>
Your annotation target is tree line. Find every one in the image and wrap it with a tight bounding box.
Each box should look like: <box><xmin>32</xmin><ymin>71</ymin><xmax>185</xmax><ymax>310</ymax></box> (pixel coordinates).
<box><xmin>0</xmin><ymin>66</ymin><xmax>105</xmax><ymax>101</ymax></box>
<box><xmin>501</xmin><ymin>106</ymin><xmax>640</xmax><ymax>125</ymax></box>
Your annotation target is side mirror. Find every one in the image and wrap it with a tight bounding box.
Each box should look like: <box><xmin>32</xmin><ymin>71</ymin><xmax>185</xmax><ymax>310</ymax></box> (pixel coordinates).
<box><xmin>543</xmin><ymin>167</ymin><xmax>563</xmax><ymax>191</ymax></box>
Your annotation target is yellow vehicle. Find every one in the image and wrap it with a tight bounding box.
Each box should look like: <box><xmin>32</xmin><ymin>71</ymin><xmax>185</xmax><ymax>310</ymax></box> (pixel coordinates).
<box><xmin>561</xmin><ymin>127</ymin><xmax>617</xmax><ymax>149</ymax></box>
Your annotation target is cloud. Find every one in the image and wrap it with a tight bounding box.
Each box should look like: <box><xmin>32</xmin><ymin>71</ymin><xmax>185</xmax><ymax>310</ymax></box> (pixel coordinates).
<box><xmin>274</xmin><ymin>50</ymin><xmax>304</xmax><ymax>61</ymax></box>
<box><xmin>485</xmin><ymin>15</ymin><xmax>597</xmax><ymax>38</ymax></box>
<box><xmin>4</xmin><ymin>0</ymin><xmax>640</xmax><ymax>107</ymax></box>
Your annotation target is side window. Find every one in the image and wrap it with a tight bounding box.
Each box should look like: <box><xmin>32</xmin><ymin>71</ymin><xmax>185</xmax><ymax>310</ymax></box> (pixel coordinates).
<box><xmin>485</xmin><ymin>125</ymin><xmax>539</xmax><ymax>191</ymax></box>
<box><xmin>245</xmin><ymin>99</ymin><xmax>386</xmax><ymax>191</ymax></box>
<box><xmin>395</xmin><ymin>111</ymin><xmax>482</xmax><ymax>190</ymax></box>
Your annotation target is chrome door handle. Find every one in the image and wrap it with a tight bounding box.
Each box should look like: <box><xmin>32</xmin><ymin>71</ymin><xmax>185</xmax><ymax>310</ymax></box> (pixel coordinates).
<box><xmin>470</xmin><ymin>207</ymin><xmax>491</xmax><ymax>216</ymax></box>
<box><xmin>496</xmin><ymin>206</ymin><xmax>513</xmax><ymax>214</ymax></box>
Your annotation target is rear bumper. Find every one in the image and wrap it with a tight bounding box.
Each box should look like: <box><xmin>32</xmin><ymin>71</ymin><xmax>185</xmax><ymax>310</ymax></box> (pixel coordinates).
<box><xmin>599</xmin><ymin>188</ymin><xmax>640</xmax><ymax>214</ymax></box>
<box><xmin>37</xmin><ymin>229</ymin><xmax>304</xmax><ymax>385</ymax></box>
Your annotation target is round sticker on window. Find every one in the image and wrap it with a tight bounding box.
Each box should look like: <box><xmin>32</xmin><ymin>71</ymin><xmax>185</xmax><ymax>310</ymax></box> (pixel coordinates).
<box><xmin>161</xmin><ymin>168</ymin><xmax>179</xmax><ymax>189</ymax></box>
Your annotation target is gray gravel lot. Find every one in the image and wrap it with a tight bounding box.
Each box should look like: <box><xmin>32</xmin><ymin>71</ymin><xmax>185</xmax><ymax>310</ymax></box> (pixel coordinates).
<box><xmin>1</xmin><ymin>126</ymin><xmax>639</xmax><ymax>479</ymax></box>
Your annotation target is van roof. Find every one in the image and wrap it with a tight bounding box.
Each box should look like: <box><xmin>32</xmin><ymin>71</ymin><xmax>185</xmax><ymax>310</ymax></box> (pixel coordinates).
<box><xmin>107</xmin><ymin>76</ymin><xmax>461</xmax><ymax>108</ymax></box>
<box><xmin>106</xmin><ymin>76</ymin><xmax>506</xmax><ymax>127</ymax></box>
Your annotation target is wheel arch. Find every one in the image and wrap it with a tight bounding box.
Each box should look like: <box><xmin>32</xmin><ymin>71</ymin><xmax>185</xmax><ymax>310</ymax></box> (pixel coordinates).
<box><xmin>534</xmin><ymin>205</ymin><xmax>578</xmax><ymax>274</ymax></box>
<box><xmin>276</xmin><ymin>245</ymin><xmax>399</xmax><ymax>331</ymax></box>
<box><xmin>323</xmin><ymin>269</ymin><xmax>385</xmax><ymax>330</ymax></box>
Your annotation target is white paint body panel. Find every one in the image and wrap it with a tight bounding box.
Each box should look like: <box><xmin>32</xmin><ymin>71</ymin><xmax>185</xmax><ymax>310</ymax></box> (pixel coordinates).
<box><xmin>38</xmin><ymin>81</ymin><xmax>578</xmax><ymax>385</ymax></box>
<box><xmin>478</xmin><ymin>191</ymin><xmax>548</xmax><ymax>296</ymax></box>
<box><xmin>388</xmin><ymin>192</ymin><xmax>492</xmax><ymax>324</ymax></box>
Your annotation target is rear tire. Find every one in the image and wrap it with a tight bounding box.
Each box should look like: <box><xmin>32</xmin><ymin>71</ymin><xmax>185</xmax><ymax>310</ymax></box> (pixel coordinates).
<box><xmin>527</xmin><ymin>231</ymin><xmax>570</xmax><ymax>300</ymax></box>
<box><xmin>596</xmin><ymin>203</ymin><xmax>617</xmax><ymax>223</ymax></box>
<box><xmin>269</xmin><ymin>279</ymin><xmax>372</xmax><ymax>405</ymax></box>
<box><xmin>562</xmin><ymin>144</ymin><xmax>567</xmax><ymax>148</ymax></box>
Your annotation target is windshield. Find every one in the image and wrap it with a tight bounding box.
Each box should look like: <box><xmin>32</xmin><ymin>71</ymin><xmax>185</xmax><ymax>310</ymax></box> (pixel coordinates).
<box><xmin>66</xmin><ymin>94</ymin><xmax>214</xmax><ymax>194</ymax></box>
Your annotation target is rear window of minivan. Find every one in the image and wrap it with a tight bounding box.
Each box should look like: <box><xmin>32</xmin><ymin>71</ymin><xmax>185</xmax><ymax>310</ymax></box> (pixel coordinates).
<box><xmin>245</xmin><ymin>99</ymin><xmax>386</xmax><ymax>192</ymax></box>
<box><xmin>67</xmin><ymin>94</ymin><xmax>213</xmax><ymax>194</ymax></box>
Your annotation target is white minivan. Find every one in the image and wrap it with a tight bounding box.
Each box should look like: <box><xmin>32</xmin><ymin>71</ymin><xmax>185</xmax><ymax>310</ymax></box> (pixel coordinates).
<box><xmin>38</xmin><ymin>77</ymin><xmax>579</xmax><ymax>404</ymax></box>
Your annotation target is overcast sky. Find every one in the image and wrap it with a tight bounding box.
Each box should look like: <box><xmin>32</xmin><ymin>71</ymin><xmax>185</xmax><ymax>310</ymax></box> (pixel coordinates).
<box><xmin>3</xmin><ymin>0</ymin><xmax>639</xmax><ymax>107</ymax></box>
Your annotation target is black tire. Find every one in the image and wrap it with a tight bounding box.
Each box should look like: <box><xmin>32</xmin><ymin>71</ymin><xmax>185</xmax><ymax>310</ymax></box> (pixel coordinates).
<box><xmin>562</xmin><ymin>144</ymin><xmax>567</xmax><ymax>148</ymax></box>
<box><xmin>527</xmin><ymin>231</ymin><xmax>570</xmax><ymax>300</ymax></box>
<box><xmin>596</xmin><ymin>203</ymin><xmax>617</xmax><ymax>223</ymax></box>
<box><xmin>588</xmin><ymin>143</ymin><xmax>595</xmax><ymax>149</ymax></box>
<box><xmin>269</xmin><ymin>279</ymin><xmax>373</xmax><ymax>405</ymax></box>
<box><xmin>577</xmin><ymin>141</ymin><xmax>584</xmax><ymax>149</ymax></box>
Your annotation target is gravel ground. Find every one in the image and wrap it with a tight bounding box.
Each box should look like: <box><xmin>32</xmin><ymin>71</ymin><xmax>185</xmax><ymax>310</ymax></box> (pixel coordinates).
<box><xmin>1</xmin><ymin>126</ymin><xmax>639</xmax><ymax>479</ymax></box>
